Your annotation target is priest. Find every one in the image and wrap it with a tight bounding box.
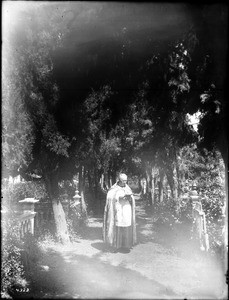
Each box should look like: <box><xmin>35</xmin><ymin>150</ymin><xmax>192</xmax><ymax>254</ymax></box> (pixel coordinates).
<box><xmin>103</xmin><ymin>173</ymin><xmax>137</xmax><ymax>252</ymax></box>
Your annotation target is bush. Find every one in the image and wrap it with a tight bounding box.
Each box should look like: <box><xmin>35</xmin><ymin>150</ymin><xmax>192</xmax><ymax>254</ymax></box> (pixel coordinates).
<box><xmin>196</xmin><ymin>153</ymin><xmax>225</xmax><ymax>256</ymax></box>
<box><xmin>67</xmin><ymin>200</ymin><xmax>88</xmax><ymax>234</ymax></box>
<box><xmin>154</xmin><ymin>198</ymin><xmax>178</xmax><ymax>225</ymax></box>
<box><xmin>66</xmin><ymin>217</ymin><xmax>80</xmax><ymax>242</ymax></box>
<box><xmin>1</xmin><ymin>215</ymin><xmax>28</xmax><ymax>298</ymax></box>
<box><xmin>35</xmin><ymin>217</ymin><xmax>56</xmax><ymax>239</ymax></box>
<box><xmin>22</xmin><ymin>233</ymin><xmax>44</xmax><ymax>268</ymax></box>
<box><xmin>1</xmin><ymin>215</ymin><xmax>46</xmax><ymax>299</ymax></box>
<box><xmin>1</xmin><ymin>176</ymin><xmax>45</xmax><ymax>298</ymax></box>
<box><xmin>2</xmin><ymin>180</ymin><xmax>48</xmax><ymax>211</ymax></box>
<box><xmin>58</xmin><ymin>179</ymin><xmax>75</xmax><ymax>199</ymax></box>
<box><xmin>37</xmin><ymin>231</ymin><xmax>57</xmax><ymax>250</ymax></box>
<box><xmin>154</xmin><ymin>190</ymin><xmax>225</xmax><ymax>256</ymax></box>
<box><xmin>201</xmin><ymin>197</ymin><xmax>224</xmax><ymax>255</ymax></box>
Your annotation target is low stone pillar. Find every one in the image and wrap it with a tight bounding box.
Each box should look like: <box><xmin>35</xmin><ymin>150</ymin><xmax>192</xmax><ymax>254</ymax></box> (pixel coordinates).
<box><xmin>141</xmin><ymin>179</ymin><xmax>147</xmax><ymax>195</ymax></box>
<box><xmin>19</xmin><ymin>198</ymin><xmax>39</xmax><ymax>213</ymax></box>
<box><xmin>167</xmin><ymin>185</ymin><xmax>171</xmax><ymax>200</ymax></box>
<box><xmin>18</xmin><ymin>198</ymin><xmax>39</xmax><ymax>236</ymax></box>
<box><xmin>189</xmin><ymin>186</ymin><xmax>209</xmax><ymax>251</ymax></box>
<box><xmin>73</xmin><ymin>190</ymin><xmax>81</xmax><ymax>207</ymax></box>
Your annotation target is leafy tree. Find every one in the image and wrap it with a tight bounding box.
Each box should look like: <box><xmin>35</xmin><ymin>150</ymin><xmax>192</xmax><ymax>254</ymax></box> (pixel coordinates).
<box><xmin>2</xmin><ymin>3</ymin><xmax>74</xmax><ymax>243</ymax></box>
<box><xmin>81</xmin><ymin>85</ymin><xmax>116</xmax><ymax>209</ymax></box>
<box><xmin>2</xmin><ymin>11</ymin><xmax>35</xmax><ymax>177</ymax></box>
<box><xmin>182</xmin><ymin>5</ymin><xmax>228</xmax><ymax>257</ymax></box>
<box><xmin>113</xmin><ymin>43</ymin><xmax>198</xmax><ymax>204</ymax></box>
<box><xmin>3</xmin><ymin>3</ymin><xmax>227</xmax><ymax>243</ymax></box>
<box><xmin>177</xmin><ymin>6</ymin><xmax>228</xmax><ymax>198</ymax></box>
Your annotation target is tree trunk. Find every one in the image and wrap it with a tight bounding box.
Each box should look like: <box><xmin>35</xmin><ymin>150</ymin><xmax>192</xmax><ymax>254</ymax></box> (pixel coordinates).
<box><xmin>108</xmin><ymin>168</ymin><xmax>112</xmax><ymax>187</ymax></box>
<box><xmin>111</xmin><ymin>171</ymin><xmax>116</xmax><ymax>186</ymax></box>
<box><xmin>138</xmin><ymin>177</ymin><xmax>142</xmax><ymax>194</ymax></box>
<box><xmin>103</xmin><ymin>171</ymin><xmax>109</xmax><ymax>190</ymax></box>
<box><xmin>173</xmin><ymin>164</ymin><xmax>180</xmax><ymax>215</ymax></box>
<box><xmin>94</xmin><ymin>165</ymin><xmax>100</xmax><ymax>213</ymax></box>
<box><xmin>93</xmin><ymin>166</ymin><xmax>98</xmax><ymax>198</ymax></box>
<box><xmin>166</xmin><ymin>168</ymin><xmax>174</xmax><ymax>199</ymax></box>
<box><xmin>45</xmin><ymin>175</ymin><xmax>70</xmax><ymax>244</ymax></box>
<box><xmin>100</xmin><ymin>173</ymin><xmax>104</xmax><ymax>190</ymax></box>
<box><xmin>52</xmin><ymin>199</ymin><xmax>70</xmax><ymax>244</ymax></box>
<box><xmin>150</xmin><ymin>168</ymin><xmax>156</xmax><ymax>206</ymax></box>
<box><xmin>87</xmin><ymin>171</ymin><xmax>93</xmax><ymax>193</ymax></box>
<box><xmin>220</xmin><ymin>146</ymin><xmax>228</xmax><ymax>272</ymax></box>
<box><xmin>146</xmin><ymin>169</ymin><xmax>151</xmax><ymax>195</ymax></box>
<box><xmin>173</xmin><ymin>165</ymin><xmax>178</xmax><ymax>201</ymax></box>
<box><xmin>79</xmin><ymin>165</ymin><xmax>88</xmax><ymax>220</ymax></box>
<box><xmin>140</xmin><ymin>178</ymin><xmax>147</xmax><ymax>195</ymax></box>
<box><xmin>145</xmin><ymin>168</ymin><xmax>152</xmax><ymax>206</ymax></box>
<box><xmin>159</xmin><ymin>169</ymin><xmax>165</xmax><ymax>203</ymax></box>
<box><xmin>176</xmin><ymin>163</ymin><xmax>181</xmax><ymax>197</ymax></box>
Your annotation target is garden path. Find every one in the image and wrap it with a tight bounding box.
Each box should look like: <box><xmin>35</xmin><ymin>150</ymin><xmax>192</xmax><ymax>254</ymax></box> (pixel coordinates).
<box><xmin>29</xmin><ymin>195</ymin><xmax>226</xmax><ymax>299</ymax></box>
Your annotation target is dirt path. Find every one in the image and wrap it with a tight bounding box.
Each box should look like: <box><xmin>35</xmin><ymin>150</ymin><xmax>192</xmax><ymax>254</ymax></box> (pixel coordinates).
<box><xmin>29</xmin><ymin>196</ymin><xmax>226</xmax><ymax>299</ymax></box>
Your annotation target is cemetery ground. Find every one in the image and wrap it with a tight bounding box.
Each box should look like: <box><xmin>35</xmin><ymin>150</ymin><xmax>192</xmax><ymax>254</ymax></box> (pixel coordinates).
<box><xmin>19</xmin><ymin>195</ymin><xmax>226</xmax><ymax>299</ymax></box>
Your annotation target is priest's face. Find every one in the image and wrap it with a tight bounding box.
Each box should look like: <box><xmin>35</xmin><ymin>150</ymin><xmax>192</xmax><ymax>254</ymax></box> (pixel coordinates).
<box><xmin>119</xmin><ymin>179</ymin><xmax>127</xmax><ymax>187</ymax></box>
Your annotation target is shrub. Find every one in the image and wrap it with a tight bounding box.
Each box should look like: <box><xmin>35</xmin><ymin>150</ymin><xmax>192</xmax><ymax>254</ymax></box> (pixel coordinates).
<box><xmin>1</xmin><ymin>178</ymin><xmax>45</xmax><ymax>298</ymax></box>
<box><xmin>22</xmin><ymin>233</ymin><xmax>44</xmax><ymax>269</ymax></box>
<box><xmin>2</xmin><ymin>180</ymin><xmax>48</xmax><ymax>211</ymax></box>
<box><xmin>66</xmin><ymin>217</ymin><xmax>80</xmax><ymax>242</ymax></box>
<box><xmin>68</xmin><ymin>201</ymin><xmax>88</xmax><ymax>229</ymax></box>
<box><xmin>58</xmin><ymin>179</ymin><xmax>75</xmax><ymax>199</ymax></box>
<box><xmin>37</xmin><ymin>231</ymin><xmax>57</xmax><ymax>250</ymax></box>
<box><xmin>154</xmin><ymin>198</ymin><xmax>178</xmax><ymax>225</ymax></box>
<box><xmin>196</xmin><ymin>153</ymin><xmax>225</xmax><ymax>256</ymax></box>
<box><xmin>175</xmin><ymin>147</ymin><xmax>225</xmax><ymax>256</ymax></box>
<box><xmin>1</xmin><ymin>215</ymin><xmax>28</xmax><ymax>298</ymax></box>
<box><xmin>35</xmin><ymin>217</ymin><xmax>56</xmax><ymax>239</ymax></box>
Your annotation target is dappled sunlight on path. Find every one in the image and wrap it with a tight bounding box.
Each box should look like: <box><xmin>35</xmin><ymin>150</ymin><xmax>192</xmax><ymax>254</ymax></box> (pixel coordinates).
<box><xmin>30</xmin><ymin>197</ymin><xmax>227</xmax><ymax>299</ymax></box>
